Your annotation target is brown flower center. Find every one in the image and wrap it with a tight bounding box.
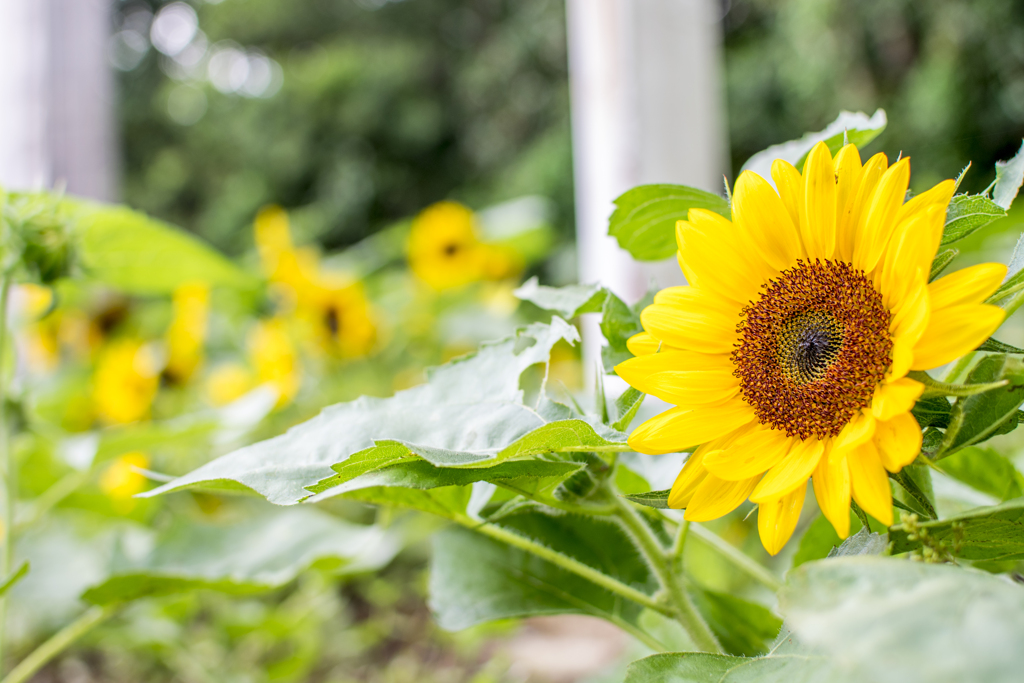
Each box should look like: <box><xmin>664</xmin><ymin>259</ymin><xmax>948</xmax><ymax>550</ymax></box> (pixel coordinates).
<box><xmin>731</xmin><ymin>259</ymin><xmax>892</xmax><ymax>440</ymax></box>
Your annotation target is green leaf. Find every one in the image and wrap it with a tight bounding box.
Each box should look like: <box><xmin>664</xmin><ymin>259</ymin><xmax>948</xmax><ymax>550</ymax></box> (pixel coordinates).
<box><xmin>935</xmin><ymin>355</ymin><xmax>1024</xmax><ymax>459</ymax></box>
<box><xmin>993</xmin><ymin>140</ymin><xmax>1024</xmax><ymax>210</ymax></box>
<box><xmin>889</xmin><ymin>497</ymin><xmax>1024</xmax><ymax>560</ymax></box>
<box><xmin>692</xmin><ymin>589</ymin><xmax>782</xmax><ymax>657</ymax></box>
<box><xmin>601</xmin><ymin>292</ymin><xmax>644</xmax><ymax>374</ymax></box>
<box><xmin>741</xmin><ymin>109</ymin><xmax>887</xmax><ymax>179</ymax></box>
<box><xmin>0</xmin><ymin>561</ymin><xmax>29</xmax><ymax>598</ymax></box>
<box><xmin>941</xmin><ymin>195</ymin><xmax>1007</xmax><ymax>245</ymax></box>
<box><xmin>82</xmin><ymin>507</ymin><xmax>398</xmax><ymax>605</ymax></box>
<box><xmin>937</xmin><ymin>447</ymin><xmax>1024</xmax><ymax>502</ymax></box>
<box><xmin>428</xmin><ymin>511</ymin><xmax>655</xmax><ymax>632</ymax></box>
<box><xmin>142</xmin><ymin>319</ymin><xmax>581</xmax><ymax>504</ymax></box>
<box><xmin>911</xmin><ymin>395</ymin><xmax>952</xmax><ymax>429</ymax></box>
<box><xmin>623</xmin><ymin>490</ymin><xmax>670</xmax><ymax>510</ymax></box>
<box><xmin>929</xmin><ymin>248</ymin><xmax>958</xmax><ymax>281</ymax></box>
<box><xmin>608</xmin><ymin>185</ymin><xmax>730</xmax><ymax>262</ymax></box>
<box><xmin>624</xmin><ymin>652</ymin><xmax>844</xmax><ymax>683</ymax></box>
<box><xmin>613</xmin><ymin>387</ymin><xmax>646</xmax><ymax>432</ymax></box>
<box><xmin>625</xmin><ymin>653</ymin><xmax>745</xmax><ymax>683</ymax></box>
<box><xmin>826</xmin><ymin>528</ymin><xmax>887</xmax><ymax>557</ymax></box>
<box><xmin>75</xmin><ymin>204</ymin><xmax>256</xmax><ymax>294</ymax></box>
<box><xmin>792</xmin><ymin>514</ymin><xmax>846</xmax><ymax>567</ymax></box>
<box><xmin>514</xmin><ymin>277</ymin><xmax>607</xmax><ymax>318</ymax></box>
<box><xmin>780</xmin><ymin>556</ymin><xmax>1024</xmax><ymax>682</ymax></box>
<box><xmin>978</xmin><ymin>338</ymin><xmax>1024</xmax><ymax>354</ymax></box>
<box><xmin>990</xmin><ymin>233</ymin><xmax>1024</xmax><ymax>307</ymax></box>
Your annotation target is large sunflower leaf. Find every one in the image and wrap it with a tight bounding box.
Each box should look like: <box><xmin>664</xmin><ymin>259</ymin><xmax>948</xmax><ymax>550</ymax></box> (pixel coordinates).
<box><xmin>936</xmin><ymin>447</ymin><xmax>1024</xmax><ymax>502</ymax></box>
<box><xmin>428</xmin><ymin>509</ymin><xmax>655</xmax><ymax>632</ymax></box>
<box><xmin>514</xmin><ymin>277</ymin><xmax>607</xmax><ymax>318</ymax></box>
<box><xmin>74</xmin><ymin>203</ymin><xmax>257</xmax><ymax>294</ymax></box>
<box><xmin>888</xmin><ymin>497</ymin><xmax>1024</xmax><ymax>560</ymax></box>
<box><xmin>941</xmin><ymin>195</ymin><xmax>1007</xmax><ymax>245</ymax></box>
<box><xmin>608</xmin><ymin>185</ymin><xmax>731</xmax><ymax>262</ymax></box>
<box><xmin>142</xmin><ymin>319</ymin><xmax>583</xmax><ymax>504</ymax></box>
<box><xmin>935</xmin><ymin>354</ymin><xmax>1024</xmax><ymax>459</ymax></box>
<box><xmin>624</xmin><ymin>652</ymin><xmax>846</xmax><ymax>683</ymax></box>
<box><xmin>691</xmin><ymin>588</ymin><xmax>782</xmax><ymax>657</ymax></box>
<box><xmin>82</xmin><ymin>507</ymin><xmax>397</xmax><ymax>605</ymax></box>
<box><xmin>780</xmin><ymin>557</ymin><xmax>1024</xmax><ymax>683</ymax></box>
<box><xmin>740</xmin><ymin>109</ymin><xmax>887</xmax><ymax>180</ymax></box>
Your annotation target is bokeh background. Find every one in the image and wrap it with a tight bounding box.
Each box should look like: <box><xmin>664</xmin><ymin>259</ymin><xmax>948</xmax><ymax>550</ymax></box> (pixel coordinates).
<box><xmin>1</xmin><ymin>0</ymin><xmax>1024</xmax><ymax>681</ymax></box>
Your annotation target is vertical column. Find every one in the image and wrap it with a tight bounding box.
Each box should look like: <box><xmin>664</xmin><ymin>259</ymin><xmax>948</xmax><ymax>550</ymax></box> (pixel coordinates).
<box><xmin>565</xmin><ymin>0</ymin><xmax>729</xmax><ymax>378</ymax></box>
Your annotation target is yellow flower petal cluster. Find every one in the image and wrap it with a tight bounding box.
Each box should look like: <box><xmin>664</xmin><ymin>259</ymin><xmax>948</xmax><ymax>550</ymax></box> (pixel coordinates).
<box><xmin>617</xmin><ymin>142</ymin><xmax>1006</xmax><ymax>554</ymax></box>
<box><xmin>407</xmin><ymin>201</ymin><xmax>521</xmax><ymax>290</ymax></box>
<box><xmin>250</xmin><ymin>317</ymin><xmax>301</xmax><ymax>407</ymax></box>
<box><xmin>92</xmin><ymin>339</ymin><xmax>161</xmax><ymax>425</ymax></box>
<box><xmin>100</xmin><ymin>451</ymin><xmax>150</xmax><ymax>512</ymax></box>
<box><xmin>164</xmin><ymin>282</ymin><xmax>210</xmax><ymax>384</ymax></box>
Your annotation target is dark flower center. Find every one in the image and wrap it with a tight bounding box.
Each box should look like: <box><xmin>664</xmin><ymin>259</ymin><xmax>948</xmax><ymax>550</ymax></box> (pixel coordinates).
<box><xmin>732</xmin><ymin>259</ymin><xmax>892</xmax><ymax>440</ymax></box>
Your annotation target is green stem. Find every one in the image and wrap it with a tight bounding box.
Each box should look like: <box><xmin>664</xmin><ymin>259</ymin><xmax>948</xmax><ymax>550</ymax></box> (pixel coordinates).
<box><xmin>942</xmin><ymin>354</ymin><xmax>976</xmax><ymax>384</ymax></box>
<box><xmin>1</xmin><ymin>605</ymin><xmax>117</xmax><ymax>683</ymax></box>
<box><xmin>14</xmin><ymin>471</ymin><xmax>87</xmax><ymax>533</ymax></box>
<box><xmin>0</xmin><ymin>277</ymin><xmax>11</xmax><ymax>670</ymax></box>
<box><xmin>459</xmin><ymin>516</ymin><xmax>671</xmax><ymax>618</ymax></box>
<box><xmin>685</xmin><ymin>522</ymin><xmax>783</xmax><ymax>592</ymax></box>
<box><xmin>612</xmin><ymin>497</ymin><xmax>722</xmax><ymax>654</ymax></box>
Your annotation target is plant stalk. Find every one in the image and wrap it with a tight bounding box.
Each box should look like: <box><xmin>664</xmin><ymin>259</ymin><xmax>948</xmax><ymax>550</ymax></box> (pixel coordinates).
<box><xmin>684</xmin><ymin>522</ymin><xmax>783</xmax><ymax>592</ymax></box>
<box><xmin>612</xmin><ymin>496</ymin><xmax>722</xmax><ymax>654</ymax></box>
<box><xmin>1</xmin><ymin>605</ymin><xmax>118</xmax><ymax>683</ymax></box>
<box><xmin>0</xmin><ymin>277</ymin><xmax>11</xmax><ymax>670</ymax></box>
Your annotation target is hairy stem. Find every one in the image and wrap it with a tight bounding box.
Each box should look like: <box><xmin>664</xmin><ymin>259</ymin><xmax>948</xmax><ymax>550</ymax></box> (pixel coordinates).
<box><xmin>1</xmin><ymin>605</ymin><xmax>118</xmax><ymax>683</ymax></box>
<box><xmin>0</xmin><ymin>277</ymin><xmax>11</xmax><ymax>670</ymax></box>
<box><xmin>612</xmin><ymin>497</ymin><xmax>722</xmax><ymax>654</ymax></box>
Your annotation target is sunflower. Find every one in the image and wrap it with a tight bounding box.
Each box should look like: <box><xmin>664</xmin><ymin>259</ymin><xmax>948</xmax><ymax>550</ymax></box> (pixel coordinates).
<box><xmin>408</xmin><ymin>201</ymin><xmax>488</xmax><ymax>290</ymax></box>
<box><xmin>616</xmin><ymin>142</ymin><xmax>1007</xmax><ymax>554</ymax></box>
<box><xmin>99</xmin><ymin>451</ymin><xmax>150</xmax><ymax>512</ymax></box>
<box><xmin>92</xmin><ymin>339</ymin><xmax>161</xmax><ymax>425</ymax></box>
<box><xmin>249</xmin><ymin>317</ymin><xmax>301</xmax><ymax>408</ymax></box>
<box><xmin>164</xmin><ymin>282</ymin><xmax>210</xmax><ymax>384</ymax></box>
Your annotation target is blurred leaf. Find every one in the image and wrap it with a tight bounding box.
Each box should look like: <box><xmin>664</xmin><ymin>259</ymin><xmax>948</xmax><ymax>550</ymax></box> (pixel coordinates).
<box><xmin>889</xmin><ymin>498</ymin><xmax>1024</xmax><ymax>560</ymax></box>
<box><xmin>793</xmin><ymin>514</ymin><xmax>845</xmax><ymax>568</ymax></box>
<box><xmin>75</xmin><ymin>204</ymin><xmax>257</xmax><ymax>294</ymax></box>
<box><xmin>993</xmin><ymin>140</ymin><xmax>1024</xmax><ymax>209</ymax></box>
<box><xmin>514</xmin><ymin>277</ymin><xmax>607</xmax><ymax>318</ymax></box>
<box><xmin>625</xmin><ymin>652</ymin><xmax>844</xmax><ymax>683</ymax></box>
<box><xmin>780</xmin><ymin>557</ymin><xmax>1024</xmax><ymax>683</ymax></box>
<box><xmin>930</xmin><ymin>248</ymin><xmax>958</xmax><ymax>281</ymax></box>
<box><xmin>0</xmin><ymin>561</ymin><xmax>29</xmax><ymax>598</ymax></box>
<box><xmin>142</xmin><ymin>319</ymin><xmax>582</xmax><ymax>504</ymax></box>
<box><xmin>83</xmin><ymin>508</ymin><xmax>398</xmax><ymax>605</ymax></box>
<box><xmin>937</xmin><ymin>447</ymin><xmax>1024</xmax><ymax>502</ymax></box>
<box><xmin>692</xmin><ymin>589</ymin><xmax>782</xmax><ymax>657</ymax></box>
<box><xmin>990</xmin><ymin>233</ymin><xmax>1024</xmax><ymax>307</ymax></box>
<box><xmin>429</xmin><ymin>510</ymin><xmax>655</xmax><ymax>631</ymax></box>
<box><xmin>601</xmin><ymin>292</ymin><xmax>644</xmax><ymax>374</ymax></box>
<box><xmin>741</xmin><ymin>109</ymin><xmax>887</xmax><ymax>179</ymax></box>
<box><xmin>935</xmin><ymin>355</ymin><xmax>1024</xmax><ymax>459</ymax></box>
<box><xmin>623</xmin><ymin>490</ymin><xmax>670</xmax><ymax>510</ymax></box>
<box><xmin>940</xmin><ymin>195</ymin><xmax>1007</xmax><ymax>245</ymax></box>
<box><xmin>613</xmin><ymin>387</ymin><xmax>646</xmax><ymax>432</ymax></box>
<box><xmin>608</xmin><ymin>185</ymin><xmax>730</xmax><ymax>262</ymax></box>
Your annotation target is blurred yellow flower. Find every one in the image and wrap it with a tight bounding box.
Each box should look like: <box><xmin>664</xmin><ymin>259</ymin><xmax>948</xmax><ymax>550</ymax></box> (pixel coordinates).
<box><xmin>408</xmin><ymin>201</ymin><xmax>488</xmax><ymax>290</ymax></box>
<box><xmin>249</xmin><ymin>318</ymin><xmax>300</xmax><ymax>407</ymax></box>
<box><xmin>164</xmin><ymin>282</ymin><xmax>210</xmax><ymax>384</ymax></box>
<box><xmin>205</xmin><ymin>363</ymin><xmax>255</xmax><ymax>406</ymax></box>
<box><xmin>304</xmin><ymin>279</ymin><xmax>377</xmax><ymax>359</ymax></box>
<box><xmin>100</xmin><ymin>451</ymin><xmax>149</xmax><ymax>512</ymax></box>
<box><xmin>254</xmin><ymin>205</ymin><xmax>320</xmax><ymax>310</ymax></box>
<box><xmin>92</xmin><ymin>339</ymin><xmax>161</xmax><ymax>425</ymax></box>
<box><xmin>15</xmin><ymin>284</ymin><xmax>59</xmax><ymax>374</ymax></box>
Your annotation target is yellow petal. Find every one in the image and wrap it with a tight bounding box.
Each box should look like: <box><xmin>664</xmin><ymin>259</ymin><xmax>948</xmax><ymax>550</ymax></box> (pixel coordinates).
<box><xmin>801</xmin><ymin>141</ymin><xmax>837</xmax><ymax>259</ymax></box>
<box><xmin>750</xmin><ymin>438</ymin><xmax>825</xmax><ymax>502</ymax></box>
<box><xmin>732</xmin><ymin>170</ymin><xmax>802</xmax><ymax>271</ymax></box>
<box><xmin>911</xmin><ymin>304</ymin><xmax>1006</xmax><ymax>370</ymax></box>
<box><xmin>929</xmin><ymin>263</ymin><xmax>1009</xmax><ymax>310</ymax></box>
<box><xmin>771</xmin><ymin>159</ymin><xmax>804</xmax><ymax>239</ymax></box>
<box><xmin>703</xmin><ymin>426</ymin><xmax>795</xmax><ymax>481</ymax></box>
<box><xmin>838</xmin><ymin>152</ymin><xmax>888</xmax><ymax>262</ymax></box>
<box><xmin>893</xmin><ymin>179</ymin><xmax>956</xmax><ymax>227</ymax></box>
<box><xmin>676</xmin><ymin>212</ymin><xmax>771</xmax><ymax>306</ymax></box>
<box><xmin>853</xmin><ymin>157</ymin><xmax>910</xmax><ymax>274</ymax></box>
<box><xmin>831</xmin><ymin>409</ymin><xmax>876</xmax><ymax>462</ymax></box>
<box><xmin>684</xmin><ymin>473</ymin><xmax>759</xmax><ymax>522</ymax></box>
<box><xmin>615</xmin><ymin>350</ymin><xmax>738</xmax><ymax>406</ymax></box>
<box><xmin>627</xmin><ymin>332</ymin><xmax>660</xmax><ymax>357</ymax></box>
<box><xmin>627</xmin><ymin>400</ymin><xmax>756</xmax><ymax>455</ymax></box>
<box><xmin>879</xmin><ymin>208</ymin><xmax>943</xmax><ymax>311</ymax></box>
<box><xmin>875</xmin><ymin>412</ymin><xmax>923</xmax><ymax>473</ymax></box>
<box><xmin>668</xmin><ymin>446</ymin><xmax>710</xmax><ymax>509</ymax></box>
<box><xmin>833</xmin><ymin>144</ymin><xmax>864</xmax><ymax>237</ymax></box>
<box><xmin>890</xmin><ymin>274</ymin><xmax>931</xmax><ymax>344</ymax></box>
<box><xmin>640</xmin><ymin>295</ymin><xmax>738</xmax><ymax>355</ymax></box>
<box><xmin>871</xmin><ymin>377</ymin><xmax>924</xmax><ymax>422</ymax></box>
<box><xmin>812</xmin><ymin>447</ymin><xmax>851</xmax><ymax>539</ymax></box>
<box><xmin>848</xmin><ymin>440</ymin><xmax>893</xmax><ymax>526</ymax></box>
<box><xmin>758</xmin><ymin>486</ymin><xmax>806</xmax><ymax>556</ymax></box>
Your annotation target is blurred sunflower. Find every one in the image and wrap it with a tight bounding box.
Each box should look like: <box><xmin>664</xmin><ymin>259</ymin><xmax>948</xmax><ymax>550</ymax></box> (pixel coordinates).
<box><xmin>205</xmin><ymin>363</ymin><xmax>255</xmax><ymax>407</ymax></box>
<box><xmin>301</xmin><ymin>278</ymin><xmax>377</xmax><ymax>359</ymax></box>
<box><xmin>164</xmin><ymin>282</ymin><xmax>210</xmax><ymax>384</ymax></box>
<box><xmin>99</xmin><ymin>451</ymin><xmax>150</xmax><ymax>512</ymax></box>
<box><xmin>617</xmin><ymin>142</ymin><xmax>1006</xmax><ymax>554</ymax></box>
<box><xmin>407</xmin><ymin>201</ymin><xmax>521</xmax><ymax>290</ymax></box>
<box><xmin>92</xmin><ymin>339</ymin><xmax>161</xmax><ymax>425</ymax></box>
<box><xmin>249</xmin><ymin>318</ymin><xmax>300</xmax><ymax>408</ymax></box>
